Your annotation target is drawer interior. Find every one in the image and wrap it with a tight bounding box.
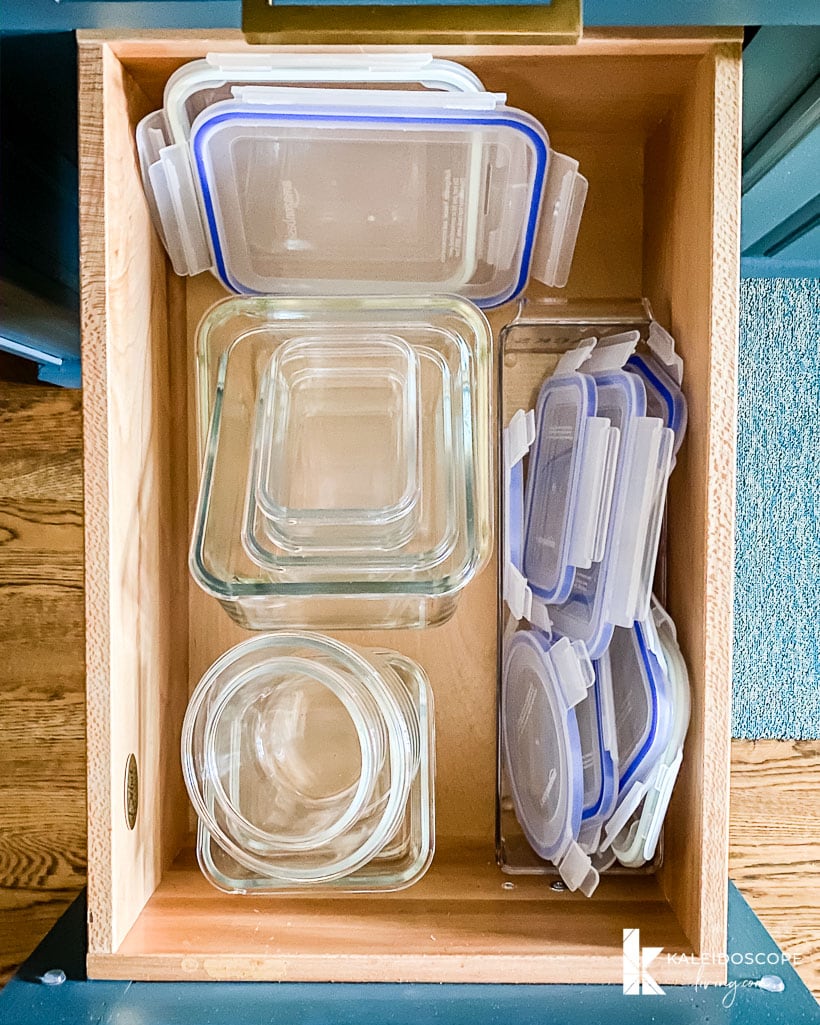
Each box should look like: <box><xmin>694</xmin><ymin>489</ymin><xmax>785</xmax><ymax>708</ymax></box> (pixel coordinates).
<box><xmin>80</xmin><ymin>31</ymin><xmax>740</xmax><ymax>983</ymax></box>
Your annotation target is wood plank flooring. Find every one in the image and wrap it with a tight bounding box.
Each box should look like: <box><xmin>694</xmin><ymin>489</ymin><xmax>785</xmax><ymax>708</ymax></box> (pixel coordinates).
<box><xmin>0</xmin><ymin>381</ymin><xmax>817</xmax><ymax>998</ymax></box>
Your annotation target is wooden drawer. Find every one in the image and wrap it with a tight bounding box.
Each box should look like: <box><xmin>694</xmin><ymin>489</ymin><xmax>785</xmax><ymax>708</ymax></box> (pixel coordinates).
<box><xmin>79</xmin><ymin>29</ymin><xmax>740</xmax><ymax>985</ymax></box>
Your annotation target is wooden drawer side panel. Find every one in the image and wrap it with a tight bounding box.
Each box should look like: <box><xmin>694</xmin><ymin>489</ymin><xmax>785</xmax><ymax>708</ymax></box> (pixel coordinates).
<box><xmin>80</xmin><ymin>40</ymin><xmax>191</xmax><ymax>955</ymax></box>
<box><xmin>644</xmin><ymin>43</ymin><xmax>741</xmax><ymax>963</ymax></box>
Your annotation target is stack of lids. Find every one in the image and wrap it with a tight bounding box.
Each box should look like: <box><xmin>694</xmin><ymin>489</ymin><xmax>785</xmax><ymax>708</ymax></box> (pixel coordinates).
<box><xmin>136</xmin><ymin>52</ymin><xmax>588</xmax><ymax>306</ymax></box>
<box><xmin>501</xmin><ymin>321</ymin><xmax>691</xmax><ymax>895</ymax></box>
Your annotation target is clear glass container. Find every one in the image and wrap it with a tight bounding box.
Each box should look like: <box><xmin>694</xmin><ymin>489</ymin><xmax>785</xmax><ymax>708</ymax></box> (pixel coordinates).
<box><xmin>190</xmin><ymin>295</ymin><xmax>492</xmax><ymax>630</ymax></box>
<box><xmin>253</xmin><ymin>333</ymin><xmax>421</xmax><ymax>552</ymax></box>
<box><xmin>182</xmin><ymin>633</ymin><xmax>435</xmax><ymax>893</ymax></box>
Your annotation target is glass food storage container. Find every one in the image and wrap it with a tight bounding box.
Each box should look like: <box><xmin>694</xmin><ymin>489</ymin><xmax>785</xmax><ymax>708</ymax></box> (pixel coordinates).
<box><xmin>190</xmin><ymin>294</ymin><xmax>492</xmax><ymax>630</ymax></box>
<box><xmin>251</xmin><ymin>332</ymin><xmax>422</xmax><ymax>553</ymax></box>
<box><xmin>182</xmin><ymin>633</ymin><xmax>434</xmax><ymax>894</ymax></box>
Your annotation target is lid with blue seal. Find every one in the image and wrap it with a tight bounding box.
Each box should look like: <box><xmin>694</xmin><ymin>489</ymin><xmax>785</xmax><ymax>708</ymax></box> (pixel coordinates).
<box><xmin>502</xmin><ymin>629</ymin><xmax>600</xmax><ymax>896</ymax></box>
<box><xmin>548</xmin><ymin>333</ymin><xmax>675</xmax><ymax>658</ymax></box>
<box><xmin>595</xmin><ymin>616</ymin><xmax>675</xmax><ymax>858</ymax></box>
<box><xmin>606</xmin><ymin>599</ymin><xmax>691</xmax><ymax>867</ymax></box>
<box><xmin>502</xmin><ymin>339</ymin><xmax>619</xmax><ymax>629</ymax></box>
<box><xmin>137</xmin><ymin>75</ymin><xmax>587</xmax><ymax>306</ymax></box>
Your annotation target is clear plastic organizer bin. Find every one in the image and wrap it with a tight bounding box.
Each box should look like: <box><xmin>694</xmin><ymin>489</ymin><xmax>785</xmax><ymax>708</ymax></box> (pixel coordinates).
<box><xmin>496</xmin><ymin>299</ymin><xmax>690</xmax><ymax>890</ymax></box>
<box><xmin>191</xmin><ymin>294</ymin><xmax>492</xmax><ymax>630</ymax></box>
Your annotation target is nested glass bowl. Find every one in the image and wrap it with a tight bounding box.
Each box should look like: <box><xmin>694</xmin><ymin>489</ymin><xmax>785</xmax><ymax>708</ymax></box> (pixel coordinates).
<box><xmin>253</xmin><ymin>333</ymin><xmax>421</xmax><ymax>553</ymax></box>
<box><xmin>182</xmin><ymin>632</ymin><xmax>434</xmax><ymax>893</ymax></box>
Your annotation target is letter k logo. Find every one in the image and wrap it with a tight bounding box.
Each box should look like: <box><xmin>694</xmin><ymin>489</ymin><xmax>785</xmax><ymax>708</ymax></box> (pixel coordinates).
<box><xmin>623</xmin><ymin>928</ymin><xmax>665</xmax><ymax>996</ymax></box>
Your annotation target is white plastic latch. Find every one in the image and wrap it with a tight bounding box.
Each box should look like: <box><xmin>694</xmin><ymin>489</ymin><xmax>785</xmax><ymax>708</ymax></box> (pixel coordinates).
<box><xmin>641</xmin><ymin>749</ymin><xmax>684</xmax><ymax>861</ymax></box>
<box><xmin>584</xmin><ymin>329</ymin><xmax>641</xmax><ymax>374</ymax></box>
<box><xmin>147</xmin><ymin>143</ymin><xmax>211</xmax><ymax>278</ymax></box>
<box><xmin>568</xmin><ymin>415</ymin><xmax>620</xmax><ymax>569</ymax></box>
<box><xmin>231</xmin><ymin>85</ymin><xmax>506</xmax><ymax>111</ymax></box>
<box><xmin>503</xmin><ymin>409</ymin><xmax>538</xmax><ymax>624</ymax></box>
<box><xmin>600</xmin><ymin>778</ymin><xmax>647</xmax><ymax>852</ymax></box>
<box><xmin>529</xmin><ymin>151</ymin><xmax>589</xmax><ymax>289</ymax></box>
<box><xmin>549</xmin><ymin>637</ymin><xmax>593</xmax><ymax>709</ymax></box>
<box><xmin>557</xmin><ymin>842</ymin><xmax>600</xmax><ymax>896</ymax></box>
<box><xmin>647</xmin><ymin>321</ymin><xmax>684</xmax><ymax>385</ymax></box>
<box><xmin>136</xmin><ymin>110</ymin><xmax>173</xmax><ymax>251</ymax></box>
<box><xmin>554</xmin><ymin>334</ymin><xmax>597</xmax><ymax>376</ymax></box>
<box><xmin>207</xmin><ymin>52</ymin><xmax>483</xmax><ymax>94</ymax></box>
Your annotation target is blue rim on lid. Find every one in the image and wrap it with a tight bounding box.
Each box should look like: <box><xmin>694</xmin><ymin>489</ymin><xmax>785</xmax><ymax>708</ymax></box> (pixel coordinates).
<box><xmin>626</xmin><ymin>352</ymin><xmax>688</xmax><ymax>457</ymax></box>
<box><xmin>578</xmin><ymin>671</ymin><xmax>618</xmax><ymax>824</ymax></box>
<box><xmin>604</xmin><ymin>620</ymin><xmax>673</xmax><ymax>793</ymax></box>
<box><xmin>190</xmin><ymin>104</ymin><xmax>548</xmax><ymax>308</ymax></box>
<box><xmin>522</xmin><ymin>373</ymin><xmax>596</xmax><ymax>604</ymax></box>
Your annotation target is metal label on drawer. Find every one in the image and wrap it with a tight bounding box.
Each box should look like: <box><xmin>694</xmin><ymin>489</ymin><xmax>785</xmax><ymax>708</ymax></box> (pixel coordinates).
<box><xmin>124</xmin><ymin>753</ymin><xmax>139</xmax><ymax>831</ymax></box>
<box><xmin>242</xmin><ymin>0</ymin><xmax>582</xmax><ymax>46</ymax></box>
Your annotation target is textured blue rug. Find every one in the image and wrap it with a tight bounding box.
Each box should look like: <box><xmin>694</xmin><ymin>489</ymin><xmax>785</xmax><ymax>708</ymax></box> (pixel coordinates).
<box><xmin>734</xmin><ymin>278</ymin><xmax>820</xmax><ymax>739</ymax></box>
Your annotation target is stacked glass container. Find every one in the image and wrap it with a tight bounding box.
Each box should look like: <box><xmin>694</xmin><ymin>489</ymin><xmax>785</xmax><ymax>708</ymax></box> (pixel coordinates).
<box><xmin>190</xmin><ymin>294</ymin><xmax>493</xmax><ymax>631</ymax></box>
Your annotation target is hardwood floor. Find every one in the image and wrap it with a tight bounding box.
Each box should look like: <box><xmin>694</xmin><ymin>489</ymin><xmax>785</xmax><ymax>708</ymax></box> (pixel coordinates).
<box><xmin>728</xmin><ymin>739</ymin><xmax>820</xmax><ymax>994</ymax></box>
<box><xmin>0</xmin><ymin>381</ymin><xmax>817</xmax><ymax>997</ymax></box>
<box><xmin>0</xmin><ymin>383</ymin><xmax>85</xmax><ymax>985</ymax></box>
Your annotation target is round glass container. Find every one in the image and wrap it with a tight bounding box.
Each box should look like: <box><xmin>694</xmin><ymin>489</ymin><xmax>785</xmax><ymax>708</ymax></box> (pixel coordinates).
<box><xmin>182</xmin><ymin>633</ymin><xmax>434</xmax><ymax>892</ymax></box>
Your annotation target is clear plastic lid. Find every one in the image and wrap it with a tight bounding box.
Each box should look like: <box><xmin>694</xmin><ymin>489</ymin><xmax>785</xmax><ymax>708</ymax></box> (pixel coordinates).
<box><xmin>189</xmin><ymin>91</ymin><xmax>580</xmax><ymax>304</ymax></box>
<box><xmin>136</xmin><ymin>53</ymin><xmax>485</xmax><ymax>263</ymax></box>
<box><xmin>502</xmin><ymin>629</ymin><xmax>600</xmax><ymax>896</ymax></box>
<box><xmin>608</xmin><ymin>599</ymin><xmax>691</xmax><ymax>868</ymax></box>
<box><xmin>548</xmin><ymin>334</ymin><xmax>675</xmax><ymax>658</ymax></box>
<box><xmin>514</xmin><ymin>339</ymin><xmax>620</xmax><ymax>611</ymax></box>
<box><xmin>138</xmin><ymin>72</ymin><xmax>587</xmax><ymax>304</ymax></box>
<box><xmin>252</xmin><ymin>334</ymin><xmax>421</xmax><ymax>552</ymax></box>
<box><xmin>595</xmin><ymin>617</ymin><xmax>675</xmax><ymax>860</ymax></box>
<box><xmin>626</xmin><ymin>322</ymin><xmax>688</xmax><ymax>461</ymax></box>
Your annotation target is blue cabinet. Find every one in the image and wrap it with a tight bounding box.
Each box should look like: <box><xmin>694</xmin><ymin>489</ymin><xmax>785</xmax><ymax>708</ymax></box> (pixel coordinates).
<box><xmin>740</xmin><ymin>27</ymin><xmax>820</xmax><ymax>277</ymax></box>
<box><xmin>1</xmin><ymin>7</ymin><xmax>817</xmax><ymax>381</ymax></box>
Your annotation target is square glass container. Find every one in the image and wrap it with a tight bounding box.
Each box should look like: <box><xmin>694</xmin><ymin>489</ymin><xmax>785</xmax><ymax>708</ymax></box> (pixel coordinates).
<box><xmin>191</xmin><ymin>294</ymin><xmax>492</xmax><ymax>630</ymax></box>
<box><xmin>253</xmin><ymin>334</ymin><xmax>421</xmax><ymax>552</ymax></box>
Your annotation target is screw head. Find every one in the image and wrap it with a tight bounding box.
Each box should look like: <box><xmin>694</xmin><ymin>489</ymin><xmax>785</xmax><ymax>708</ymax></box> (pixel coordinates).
<box><xmin>550</xmin><ymin>880</ymin><xmax>567</xmax><ymax>892</ymax></box>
